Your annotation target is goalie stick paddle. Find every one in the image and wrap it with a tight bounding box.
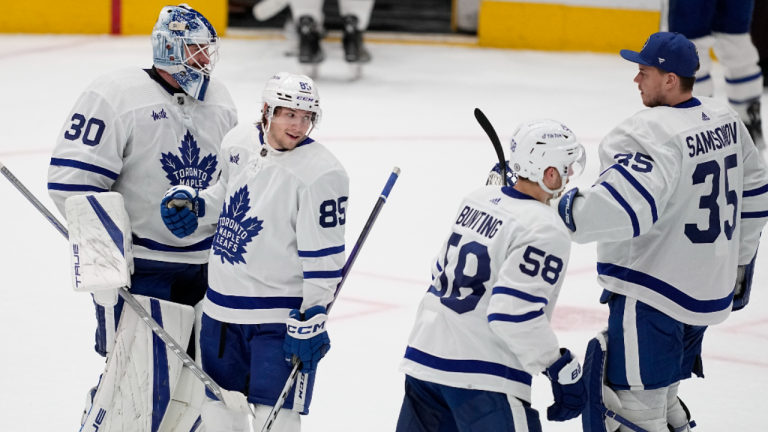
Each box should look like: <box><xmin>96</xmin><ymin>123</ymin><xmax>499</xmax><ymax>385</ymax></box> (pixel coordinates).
<box><xmin>473</xmin><ymin>108</ymin><xmax>508</xmax><ymax>186</ymax></box>
<box><xmin>260</xmin><ymin>167</ymin><xmax>401</xmax><ymax>432</ymax></box>
<box><xmin>0</xmin><ymin>160</ymin><xmax>255</xmax><ymax>416</ymax></box>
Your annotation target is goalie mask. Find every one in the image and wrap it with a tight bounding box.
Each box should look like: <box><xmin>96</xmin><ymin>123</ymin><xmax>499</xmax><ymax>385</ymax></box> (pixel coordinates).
<box><xmin>152</xmin><ymin>4</ymin><xmax>219</xmax><ymax>101</ymax></box>
<box><xmin>261</xmin><ymin>72</ymin><xmax>322</xmax><ymax>136</ymax></box>
<box><xmin>509</xmin><ymin>119</ymin><xmax>586</xmax><ymax>198</ymax></box>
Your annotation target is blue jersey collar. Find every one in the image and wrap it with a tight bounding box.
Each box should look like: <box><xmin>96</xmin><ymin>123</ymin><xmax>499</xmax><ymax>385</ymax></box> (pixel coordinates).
<box><xmin>502</xmin><ymin>186</ymin><xmax>537</xmax><ymax>200</ymax></box>
<box><xmin>256</xmin><ymin>124</ymin><xmax>315</xmax><ymax>152</ymax></box>
<box><xmin>670</xmin><ymin>97</ymin><xmax>701</xmax><ymax>109</ymax></box>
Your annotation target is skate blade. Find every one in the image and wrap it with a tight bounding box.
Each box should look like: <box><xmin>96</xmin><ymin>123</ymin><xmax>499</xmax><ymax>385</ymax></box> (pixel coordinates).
<box><xmin>301</xmin><ymin>63</ymin><xmax>319</xmax><ymax>79</ymax></box>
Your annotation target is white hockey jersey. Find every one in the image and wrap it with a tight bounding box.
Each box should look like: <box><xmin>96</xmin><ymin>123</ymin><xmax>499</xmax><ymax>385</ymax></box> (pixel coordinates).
<box><xmin>48</xmin><ymin>67</ymin><xmax>238</xmax><ymax>264</ymax></box>
<box><xmin>570</xmin><ymin>97</ymin><xmax>768</xmax><ymax>326</ymax></box>
<box><xmin>400</xmin><ymin>186</ymin><xmax>571</xmax><ymax>403</ymax></box>
<box><xmin>199</xmin><ymin>124</ymin><xmax>349</xmax><ymax>324</ymax></box>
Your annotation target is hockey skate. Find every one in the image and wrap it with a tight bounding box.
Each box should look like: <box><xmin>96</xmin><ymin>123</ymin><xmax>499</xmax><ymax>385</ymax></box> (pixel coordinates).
<box><xmin>297</xmin><ymin>15</ymin><xmax>324</xmax><ymax>78</ymax></box>
<box><xmin>745</xmin><ymin>100</ymin><xmax>765</xmax><ymax>157</ymax></box>
<box><xmin>342</xmin><ymin>15</ymin><xmax>371</xmax><ymax>80</ymax></box>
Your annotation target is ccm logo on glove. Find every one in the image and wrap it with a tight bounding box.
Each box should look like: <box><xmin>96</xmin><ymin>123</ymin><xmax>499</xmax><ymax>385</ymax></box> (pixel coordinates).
<box><xmin>287</xmin><ymin>321</ymin><xmax>326</xmax><ymax>337</ymax></box>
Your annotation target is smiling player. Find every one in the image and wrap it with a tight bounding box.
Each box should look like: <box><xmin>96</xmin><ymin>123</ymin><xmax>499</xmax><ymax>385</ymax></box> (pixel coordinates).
<box><xmin>159</xmin><ymin>72</ymin><xmax>348</xmax><ymax>432</ymax></box>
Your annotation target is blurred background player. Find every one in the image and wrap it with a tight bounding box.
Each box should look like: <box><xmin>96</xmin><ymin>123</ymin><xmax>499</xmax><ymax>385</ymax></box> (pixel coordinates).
<box><xmin>396</xmin><ymin>120</ymin><xmax>587</xmax><ymax>432</ymax></box>
<box><xmin>558</xmin><ymin>32</ymin><xmax>768</xmax><ymax>432</ymax></box>
<box><xmin>160</xmin><ymin>72</ymin><xmax>347</xmax><ymax>432</ymax></box>
<box><xmin>46</xmin><ymin>3</ymin><xmax>237</xmax><ymax>424</ymax></box>
<box><xmin>289</xmin><ymin>0</ymin><xmax>374</xmax><ymax>72</ymax></box>
<box><xmin>662</xmin><ymin>0</ymin><xmax>765</xmax><ymax>152</ymax></box>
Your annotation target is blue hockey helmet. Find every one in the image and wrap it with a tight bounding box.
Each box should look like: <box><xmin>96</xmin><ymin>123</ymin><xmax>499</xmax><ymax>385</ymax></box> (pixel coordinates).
<box><xmin>151</xmin><ymin>4</ymin><xmax>219</xmax><ymax>101</ymax></box>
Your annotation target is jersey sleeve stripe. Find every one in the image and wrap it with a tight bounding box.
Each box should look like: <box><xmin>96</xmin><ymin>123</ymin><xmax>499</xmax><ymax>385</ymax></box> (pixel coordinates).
<box><xmin>206</xmin><ymin>288</ymin><xmax>304</xmax><ymax>310</ymax></box>
<box><xmin>403</xmin><ymin>346</ymin><xmax>532</xmax><ymax>385</ymax></box>
<box><xmin>133</xmin><ymin>234</ymin><xmax>213</xmax><ymax>253</ymax></box>
<box><xmin>600</xmin><ymin>182</ymin><xmax>640</xmax><ymax>237</ymax></box>
<box><xmin>743</xmin><ymin>183</ymin><xmax>768</xmax><ymax>197</ymax></box>
<box><xmin>297</xmin><ymin>245</ymin><xmax>345</xmax><ymax>258</ymax></box>
<box><xmin>303</xmin><ymin>270</ymin><xmax>343</xmax><ymax>279</ymax></box>
<box><xmin>50</xmin><ymin>158</ymin><xmax>120</xmax><ymax>180</ymax></box>
<box><xmin>597</xmin><ymin>262</ymin><xmax>734</xmax><ymax>313</ymax></box>
<box><xmin>488</xmin><ymin>310</ymin><xmax>545</xmax><ymax>323</ymax></box>
<box><xmin>491</xmin><ymin>287</ymin><xmax>548</xmax><ymax>305</ymax></box>
<box><xmin>742</xmin><ymin>210</ymin><xmax>768</xmax><ymax>219</ymax></box>
<box><xmin>603</xmin><ymin>164</ymin><xmax>658</xmax><ymax>223</ymax></box>
<box><xmin>47</xmin><ymin>183</ymin><xmax>109</xmax><ymax>193</ymax></box>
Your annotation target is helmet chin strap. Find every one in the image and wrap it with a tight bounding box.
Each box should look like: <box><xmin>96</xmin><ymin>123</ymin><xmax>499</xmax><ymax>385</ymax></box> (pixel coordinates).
<box><xmin>537</xmin><ymin>172</ymin><xmax>568</xmax><ymax>199</ymax></box>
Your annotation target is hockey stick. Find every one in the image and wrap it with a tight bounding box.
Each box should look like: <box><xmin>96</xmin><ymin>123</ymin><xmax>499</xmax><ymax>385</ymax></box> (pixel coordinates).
<box><xmin>260</xmin><ymin>167</ymin><xmax>401</xmax><ymax>432</ymax></box>
<box><xmin>0</xmin><ymin>160</ymin><xmax>254</xmax><ymax>415</ymax></box>
<box><xmin>253</xmin><ymin>0</ymin><xmax>289</xmax><ymax>21</ymax></box>
<box><xmin>473</xmin><ymin>108</ymin><xmax>508</xmax><ymax>186</ymax></box>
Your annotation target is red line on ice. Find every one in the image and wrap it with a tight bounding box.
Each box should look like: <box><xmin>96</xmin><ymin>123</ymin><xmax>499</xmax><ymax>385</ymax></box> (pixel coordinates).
<box><xmin>330</xmin><ymin>296</ymin><xmax>402</xmax><ymax>322</ymax></box>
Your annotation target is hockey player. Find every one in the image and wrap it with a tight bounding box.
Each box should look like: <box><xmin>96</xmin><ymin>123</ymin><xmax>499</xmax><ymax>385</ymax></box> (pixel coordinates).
<box><xmin>289</xmin><ymin>0</ymin><xmax>374</xmax><ymax>72</ymax></box>
<box><xmin>160</xmin><ymin>72</ymin><xmax>347</xmax><ymax>431</ymax></box>
<box><xmin>558</xmin><ymin>32</ymin><xmax>768</xmax><ymax>431</ymax></box>
<box><xmin>47</xmin><ymin>3</ymin><xmax>237</xmax><ymax>426</ymax></box>
<box><xmin>662</xmin><ymin>0</ymin><xmax>765</xmax><ymax>152</ymax></box>
<box><xmin>396</xmin><ymin>120</ymin><xmax>588</xmax><ymax>432</ymax></box>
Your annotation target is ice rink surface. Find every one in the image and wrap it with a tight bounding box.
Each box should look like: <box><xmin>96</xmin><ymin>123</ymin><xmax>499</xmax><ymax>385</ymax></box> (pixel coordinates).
<box><xmin>0</xmin><ymin>34</ymin><xmax>767</xmax><ymax>431</ymax></box>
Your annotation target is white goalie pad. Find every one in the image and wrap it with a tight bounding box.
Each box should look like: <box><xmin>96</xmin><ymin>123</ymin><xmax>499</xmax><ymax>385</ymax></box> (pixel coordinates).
<box><xmin>81</xmin><ymin>295</ymin><xmax>201</xmax><ymax>432</ymax></box>
<box><xmin>66</xmin><ymin>192</ymin><xmax>133</xmax><ymax>296</ymax></box>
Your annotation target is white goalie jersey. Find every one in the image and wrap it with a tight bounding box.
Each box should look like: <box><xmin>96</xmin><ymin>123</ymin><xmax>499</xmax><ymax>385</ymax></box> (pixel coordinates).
<box><xmin>570</xmin><ymin>97</ymin><xmax>768</xmax><ymax>326</ymax></box>
<box><xmin>198</xmin><ymin>124</ymin><xmax>349</xmax><ymax>324</ymax></box>
<box><xmin>48</xmin><ymin>67</ymin><xmax>238</xmax><ymax>264</ymax></box>
<box><xmin>400</xmin><ymin>186</ymin><xmax>571</xmax><ymax>403</ymax></box>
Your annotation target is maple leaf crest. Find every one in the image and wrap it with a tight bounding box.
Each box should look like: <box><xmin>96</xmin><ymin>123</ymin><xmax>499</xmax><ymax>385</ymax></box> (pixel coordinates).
<box><xmin>160</xmin><ymin>130</ymin><xmax>218</xmax><ymax>189</ymax></box>
<box><xmin>212</xmin><ymin>185</ymin><xmax>264</xmax><ymax>265</ymax></box>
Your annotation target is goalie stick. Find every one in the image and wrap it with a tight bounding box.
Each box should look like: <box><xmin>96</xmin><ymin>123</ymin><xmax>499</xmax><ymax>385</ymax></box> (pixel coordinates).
<box><xmin>0</xmin><ymin>160</ymin><xmax>255</xmax><ymax>416</ymax></box>
<box><xmin>474</xmin><ymin>108</ymin><xmax>508</xmax><ymax>186</ymax></box>
<box><xmin>260</xmin><ymin>167</ymin><xmax>401</xmax><ymax>432</ymax></box>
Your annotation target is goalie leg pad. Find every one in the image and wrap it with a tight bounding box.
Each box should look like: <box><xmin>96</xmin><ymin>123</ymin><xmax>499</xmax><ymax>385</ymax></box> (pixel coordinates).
<box><xmin>252</xmin><ymin>404</ymin><xmax>301</xmax><ymax>432</ymax></box>
<box><xmin>201</xmin><ymin>398</ymin><xmax>249</xmax><ymax>432</ymax></box>
<box><xmin>613</xmin><ymin>389</ymin><xmax>666</xmax><ymax>432</ymax></box>
<box><xmin>80</xmin><ymin>295</ymin><xmax>195</xmax><ymax>432</ymax></box>
<box><xmin>666</xmin><ymin>381</ymin><xmax>695</xmax><ymax>432</ymax></box>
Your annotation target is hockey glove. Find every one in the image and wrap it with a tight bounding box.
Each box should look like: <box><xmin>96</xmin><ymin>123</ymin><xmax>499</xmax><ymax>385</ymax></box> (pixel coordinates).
<box><xmin>486</xmin><ymin>160</ymin><xmax>517</xmax><ymax>186</ymax></box>
<box><xmin>160</xmin><ymin>185</ymin><xmax>205</xmax><ymax>238</ymax></box>
<box><xmin>545</xmin><ymin>348</ymin><xmax>587</xmax><ymax>422</ymax></box>
<box><xmin>733</xmin><ymin>248</ymin><xmax>758</xmax><ymax>311</ymax></box>
<box><xmin>284</xmin><ymin>305</ymin><xmax>331</xmax><ymax>373</ymax></box>
<box><xmin>558</xmin><ymin>188</ymin><xmax>579</xmax><ymax>232</ymax></box>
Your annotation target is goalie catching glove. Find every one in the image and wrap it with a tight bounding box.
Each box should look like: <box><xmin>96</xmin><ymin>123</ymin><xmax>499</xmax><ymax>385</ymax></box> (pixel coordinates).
<box><xmin>284</xmin><ymin>305</ymin><xmax>331</xmax><ymax>373</ymax></box>
<box><xmin>545</xmin><ymin>348</ymin><xmax>588</xmax><ymax>422</ymax></box>
<box><xmin>160</xmin><ymin>185</ymin><xmax>205</xmax><ymax>238</ymax></box>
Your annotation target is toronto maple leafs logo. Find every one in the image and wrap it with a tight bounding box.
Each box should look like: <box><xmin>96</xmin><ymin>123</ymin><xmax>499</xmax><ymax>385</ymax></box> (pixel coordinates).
<box><xmin>230</xmin><ymin>153</ymin><xmax>240</xmax><ymax>165</ymax></box>
<box><xmin>213</xmin><ymin>185</ymin><xmax>264</xmax><ymax>265</ymax></box>
<box><xmin>160</xmin><ymin>130</ymin><xmax>218</xmax><ymax>189</ymax></box>
<box><xmin>151</xmin><ymin>109</ymin><xmax>168</xmax><ymax>121</ymax></box>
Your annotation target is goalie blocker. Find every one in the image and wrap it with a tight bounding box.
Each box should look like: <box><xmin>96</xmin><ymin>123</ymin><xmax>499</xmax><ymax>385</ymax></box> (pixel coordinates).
<box><xmin>66</xmin><ymin>192</ymin><xmax>134</xmax><ymax>307</ymax></box>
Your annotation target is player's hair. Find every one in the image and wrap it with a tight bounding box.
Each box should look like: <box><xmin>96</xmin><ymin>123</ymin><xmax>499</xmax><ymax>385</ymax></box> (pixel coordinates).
<box><xmin>679</xmin><ymin>62</ymin><xmax>700</xmax><ymax>93</ymax></box>
<box><xmin>258</xmin><ymin>106</ymin><xmax>284</xmax><ymax>128</ymax></box>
